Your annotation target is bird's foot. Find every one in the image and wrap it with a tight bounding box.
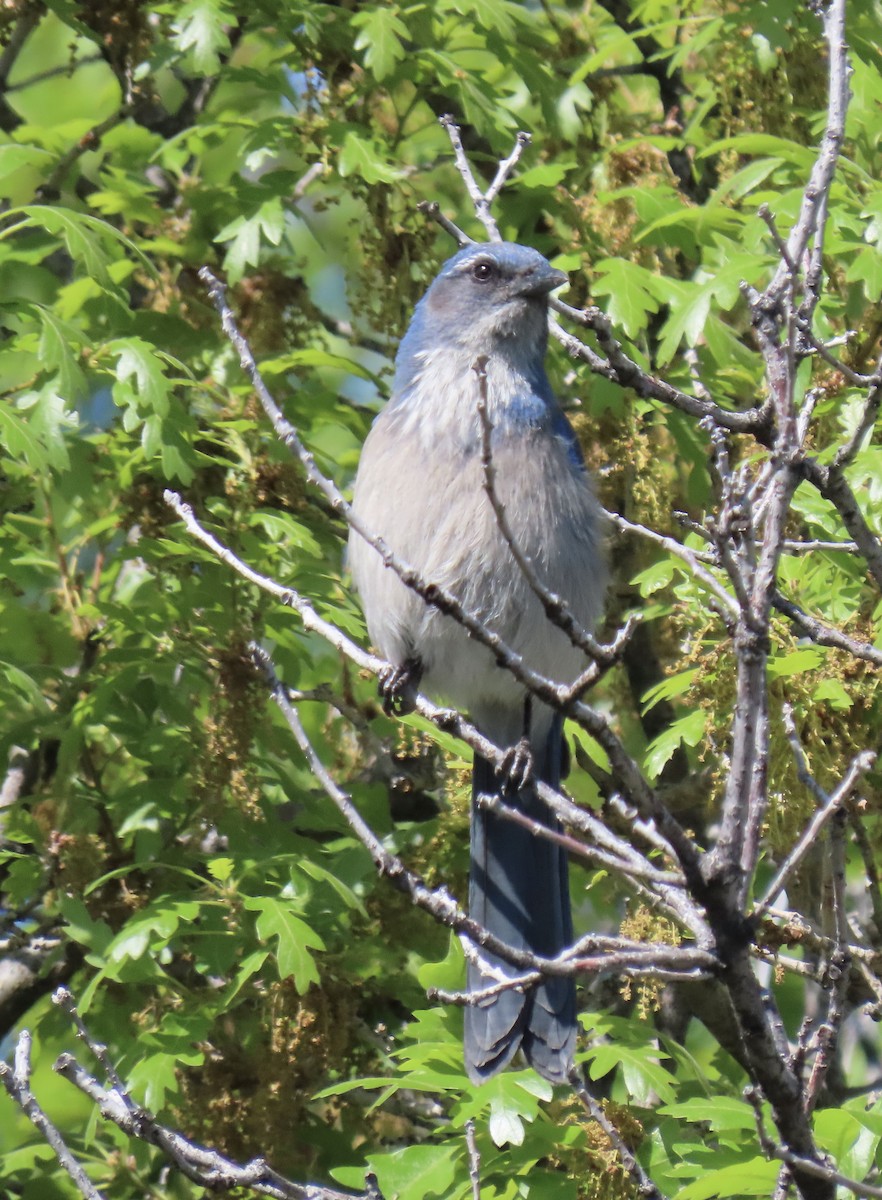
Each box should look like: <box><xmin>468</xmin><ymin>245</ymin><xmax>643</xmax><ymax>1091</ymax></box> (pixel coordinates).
<box><xmin>500</xmin><ymin>736</ymin><xmax>534</xmax><ymax>793</ymax></box>
<box><xmin>378</xmin><ymin>657</ymin><xmax>422</xmax><ymax>716</ymax></box>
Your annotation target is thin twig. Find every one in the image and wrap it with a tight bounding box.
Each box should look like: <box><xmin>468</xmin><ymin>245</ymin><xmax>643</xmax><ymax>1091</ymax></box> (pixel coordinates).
<box><xmin>292</xmin><ymin>161</ymin><xmax>326</xmax><ymax>200</ymax></box>
<box><xmin>747</xmin><ymin>1085</ymin><xmax>882</xmax><ymax>1200</ymax></box>
<box><xmin>162</xmin><ymin>489</ymin><xmax>704</xmax><ymax>929</ymax></box>
<box><xmin>552</xmin><ymin>298</ymin><xmax>767</xmax><ymax>437</ymax></box>
<box><xmin>474</xmin><ymin>354</ymin><xmax>633</xmax><ymax>669</ymax></box>
<box><xmin>0</xmin><ymin>1031</ymin><xmax>106</xmax><ymax>1200</ymax></box>
<box><xmin>605</xmin><ymin>508</ymin><xmax>739</xmax><ymax>621</ymax></box>
<box><xmin>474</xmin><ymin>791</ymin><xmax>681</xmax><ymax>886</ymax></box>
<box><xmin>755</xmin><ymin>727</ymin><xmax>875</xmax><ymax>916</ymax></box>
<box><xmin>848</xmin><ymin>809</ymin><xmax>882</xmax><ymax>939</ymax></box>
<box><xmin>53</xmin><ymin>1051</ymin><xmax>368</xmax><ymax>1200</ymax></box>
<box><xmin>255</xmin><ymin>643</ymin><xmax>709</xmax><ymax>971</ymax></box>
<box><xmin>833</xmin><ymin>355</ymin><xmax>882</xmax><ymax>469</ymax></box>
<box><xmin>763</xmin><ymin>0</ymin><xmax>850</xmax><ymax>311</ymax></box>
<box><xmin>800</xmin><ymin>455</ymin><xmax>882</xmax><ymax>590</ymax></box>
<box><xmin>465</xmin><ymin>1120</ymin><xmax>481</xmax><ymax>1200</ymax></box>
<box><xmin>568</xmin><ymin>1068</ymin><xmax>667</xmax><ymax>1200</ymax></box>
<box><xmin>437</xmin><ymin>118</ymin><xmax>531</xmax><ymax>239</ymax></box>
<box><xmin>771</xmin><ymin>591</ymin><xmax>882</xmax><ymax>666</ymax></box>
<box><xmin>0</xmin><ymin>9</ymin><xmax>44</xmax><ymax>90</ymax></box>
<box><xmin>417</xmin><ymin>200</ymin><xmax>473</xmax><ymax>247</ymax></box>
<box><xmin>803</xmin><ymin>815</ymin><xmax>850</xmax><ymax>1113</ymax></box>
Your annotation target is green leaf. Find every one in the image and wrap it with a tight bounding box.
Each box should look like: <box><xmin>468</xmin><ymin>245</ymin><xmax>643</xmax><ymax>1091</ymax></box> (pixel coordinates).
<box><xmin>814</xmin><ymin>1107</ymin><xmax>875</xmax><ymax>1178</ymax></box>
<box><xmin>645</xmin><ymin>709</ymin><xmax>706</xmax><ymax>780</ymax></box>
<box><xmin>352</xmin><ymin>8</ymin><xmax>410</xmax><ymax>81</ymax></box>
<box><xmin>224</xmin><ymin>949</ymin><xmax>270</xmax><ymax>1004</ymax></box>
<box><xmin>642</xmin><ymin>668</ymin><xmax>699</xmax><ymax>714</ymax></box>
<box><xmin>632</xmin><ymin>558</ymin><xmax>676</xmax><ymax>597</ymax></box>
<box><xmin>767</xmin><ymin>647</ymin><xmax>823</xmax><ymax>678</ymax></box>
<box><xmin>437</xmin><ymin>0</ymin><xmax>520</xmax><ymax>38</ymax></box>
<box><xmin>0</xmin><ymin>144</ymin><xmax>53</xmax><ymax>191</ymax></box>
<box><xmin>338</xmin><ymin>132</ymin><xmax>402</xmax><ymax>185</ymax></box>
<box><xmin>248</xmin><ymin>511</ymin><xmax>322</xmax><ymax>556</ymax></box>
<box><xmin>698</xmin><ymin>133</ymin><xmax>817</xmax><ymax>169</ymax></box>
<box><xmin>15</xmin><ymin>386</ymin><xmax>76</xmax><ymax>470</ymax></box>
<box><xmin>298</xmin><ymin>858</ymin><xmax>368</xmax><ymax>916</ymax></box>
<box><xmin>660</xmin><ymin>1097</ymin><xmax>758</xmax><ymax>1133</ymax></box>
<box><xmin>245</xmin><ymin>896</ymin><xmax>325</xmax><ymax>992</ymax></box>
<box><xmin>488</xmin><ymin>1097</ymin><xmax>525</xmax><ymax>1147</ymax></box>
<box><xmin>173</xmin><ymin>0</ymin><xmax>232</xmax><ymax>74</ymax></box>
<box><xmin>216</xmin><ymin>197</ymin><xmax>286</xmax><ymax>284</ymax></box>
<box><xmin>107</xmin><ymin>337</ymin><xmax>172</xmax><ymax>416</ymax></box>
<box><xmin>208</xmin><ymin>857</ymin><xmax>235</xmax><ymax>882</ymax></box>
<box><xmin>845</xmin><ymin>245</ymin><xmax>882</xmax><ymax>299</ymax></box>
<box><xmin>58</xmin><ymin>894</ymin><xmax>114</xmax><ymax>958</ymax></box>
<box><xmin>34</xmin><ymin>305</ymin><xmax>87</xmax><ymax>399</ymax></box>
<box><xmin>105</xmin><ymin>899</ymin><xmax>200</xmax><ymax>964</ymax></box>
<box><xmin>592</xmin><ymin>258</ymin><xmax>661</xmax><ymax>338</ymax></box>
<box><xmin>673</xmin><ymin>1156</ymin><xmax>779</xmax><ymax>1198</ymax></box>
<box><xmin>364</xmin><ymin>1143</ymin><xmax>460</xmax><ymax>1200</ymax></box>
<box><xmin>586</xmin><ymin>1040</ymin><xmax>677</xmax><ymax>1104</ymax></box>
<box><xmin>127</xmin><ymin>1049</ymin><xmax>201</xmax><ymax>1111</ymax></box>
<box><xmin>5</xmin><ymin>205</ymin><xmax>153</xmax><ymax>286</ymax></box>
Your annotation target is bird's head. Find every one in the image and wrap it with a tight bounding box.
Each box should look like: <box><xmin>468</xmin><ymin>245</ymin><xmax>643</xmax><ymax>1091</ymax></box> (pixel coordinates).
<box><xmin>399</xmin><ymin>242</ymin><xmax>567</xmax><ymax>366</ymax></box>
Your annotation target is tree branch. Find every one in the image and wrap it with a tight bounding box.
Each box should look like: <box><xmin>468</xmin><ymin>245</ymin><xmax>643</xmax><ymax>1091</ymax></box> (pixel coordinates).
<box><xmin>0</xmin><ymin>1029</ymin><xmax>106</xmax><ymax>1200</ymax></box>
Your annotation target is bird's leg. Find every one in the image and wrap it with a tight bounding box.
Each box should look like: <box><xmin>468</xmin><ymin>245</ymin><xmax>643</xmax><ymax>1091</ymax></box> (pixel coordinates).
<box><xmin>500</xmin><ymin>694</ymin><xmax>534</xmax><ymax>793</ymax></box>
<box><xmin>378</xmin><ymin>656</ymin><xmax>422</xmax><ymax>716</ymax></box>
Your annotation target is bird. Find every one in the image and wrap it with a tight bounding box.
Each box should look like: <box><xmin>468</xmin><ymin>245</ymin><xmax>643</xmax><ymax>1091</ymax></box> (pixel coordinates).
<box><xmin>348</xmin><ymin>240</ymin><xmax>605</xmax><ymax>1083</ymax></box>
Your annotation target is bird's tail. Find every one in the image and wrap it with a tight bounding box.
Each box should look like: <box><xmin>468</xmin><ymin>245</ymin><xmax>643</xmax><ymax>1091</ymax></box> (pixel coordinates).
<box><xmin>464</xmin><ymin>715</ymin><xmax>576</xmax><ymax>1083</ymax></box>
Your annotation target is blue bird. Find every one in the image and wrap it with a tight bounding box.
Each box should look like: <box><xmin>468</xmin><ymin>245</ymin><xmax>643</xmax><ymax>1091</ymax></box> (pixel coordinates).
<box><xmin>349</xmin><ymin>241</ymin><xmax>604</xmax><ymax>1083</ymax></box>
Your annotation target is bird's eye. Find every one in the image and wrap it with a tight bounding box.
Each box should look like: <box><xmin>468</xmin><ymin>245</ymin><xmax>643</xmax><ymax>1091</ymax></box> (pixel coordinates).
<box><xmin>472</xmin><ymin>261</ymin><xmax>495</xmax><ymax>282</ymax></box>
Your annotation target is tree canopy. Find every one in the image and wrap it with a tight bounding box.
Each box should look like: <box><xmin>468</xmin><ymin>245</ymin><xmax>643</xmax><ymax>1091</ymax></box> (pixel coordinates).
<box><xmin>2</xmin><ymin>2</ymin><xmax>882</xmax><ymax>1199</ymax></box>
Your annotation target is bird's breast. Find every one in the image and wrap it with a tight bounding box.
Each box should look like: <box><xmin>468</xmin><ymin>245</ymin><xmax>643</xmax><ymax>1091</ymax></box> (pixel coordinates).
<box><xmin>349</xmin><ymin>393</ymin><xmax>605</xmax><ymax>725</ymax></box>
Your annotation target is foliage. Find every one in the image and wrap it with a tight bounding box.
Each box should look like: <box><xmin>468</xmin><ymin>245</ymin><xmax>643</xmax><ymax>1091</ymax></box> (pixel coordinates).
<box><xmin>1</xmin><ymin>1</ymin><xmax>882</xmax><ymax>1199</ymax></box>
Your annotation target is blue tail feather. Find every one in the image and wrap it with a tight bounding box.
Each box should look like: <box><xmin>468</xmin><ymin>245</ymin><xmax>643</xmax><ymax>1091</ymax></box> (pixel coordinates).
<box><xmin>464</xmin><ymin>715</ymin><xmax>576</xmax><ymax>1083</ymax></box>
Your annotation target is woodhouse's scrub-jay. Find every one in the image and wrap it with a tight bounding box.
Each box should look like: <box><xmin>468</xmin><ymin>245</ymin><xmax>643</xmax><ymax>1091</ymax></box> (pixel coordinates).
<box><xmin>349</xmin><ymin>241</ymin><xmax>605</xmax><ymax>1083</ymax></box>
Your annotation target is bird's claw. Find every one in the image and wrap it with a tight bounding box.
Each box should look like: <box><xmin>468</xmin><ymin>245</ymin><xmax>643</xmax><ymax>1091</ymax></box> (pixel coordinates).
<box><xmin>500</xmin><ymin>737</ymin><xmax>534</xmax><ymax>793</ymax></box>
<box><xmin>378</xmin><ymin>658</ymin><xmax>422</xmax><ymax>716</ymax></box>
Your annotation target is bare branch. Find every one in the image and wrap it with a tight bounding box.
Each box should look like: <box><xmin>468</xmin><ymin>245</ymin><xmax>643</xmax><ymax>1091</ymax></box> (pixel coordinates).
<box><xmin>747</xmin><ymin>1085</ymin><xmax>882</xmax><ymax>1200</ymax></box>
<box><xmin>568</xmin><ymin>1067</ymin><xmax>667</xmax><ymax>1200</ymax></box>
<box><xmin>254</xmin><ymin>643</ymin><xmax>710</xmax><ymax>967</ymax></box>
<box><xmin>800</xmin><ymin>456</ymin><xmax>882</xmax><ymax>589</ymax></box>
<box><xmin>832</xmin><ymin>359</ymin><xmax>882</xmax><ymax>469</ymax></box>
<box><xmin>53</xmin><ymin>1050</ymin><xmax>370</xmax><ymax>1200</ymax></box>
<box><xmin>552</xmin><ymin>298</ymin><xmax>767</xmax><ymax>436</ymax></box>
<box><xmin>437</xmin><ymin>117</ymin><xmax>530</xmax><ymax>239</ymax></box>
<box><xmin>465</xmin><ymin>1120</ymin><xmax>481</xmax><ymax>1200</ymax></box>
<box><xmin>764</xmin><ymin>0</ymin><xmax>850</xmax><ymax>317</ymax></box>
<box><xmin>605</xmin><ymin>508</ymin><xmax>740</xmax><ymax>621</ymax></box>
<box><xmin>474</xmin><ymin>354</ymin><xmax>632</xmax><ymax>670</ymax></box>
<box><xmin>771</xmin><ymin>591</ymin><xmax>882</xmax><ymax>666</ymax></box>
<box><xmin>755</xmin><ymin>724</ymin><xmax>875</xmax><ymax>916</ymax></box>
<box><xmin>416</xmin><ymin>200</ymin><xmax>473</xmax><ymax>247</ymax></box>
<box><xmin>803</xmin><ymin>815</ymin><xmax>850</xmax><ymax>1114</ymax></box>
<box><xmin>0</xmin><ymin>1030</ymin><xmax>106</xmax><ymax>1200</ymax></box>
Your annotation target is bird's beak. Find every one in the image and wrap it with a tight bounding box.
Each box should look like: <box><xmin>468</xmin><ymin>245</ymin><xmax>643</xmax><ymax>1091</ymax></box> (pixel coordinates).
<box><xmin>516</xmin><ymin>264</ymin><xmax>568</xmax><ymax>298</ymax></box>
